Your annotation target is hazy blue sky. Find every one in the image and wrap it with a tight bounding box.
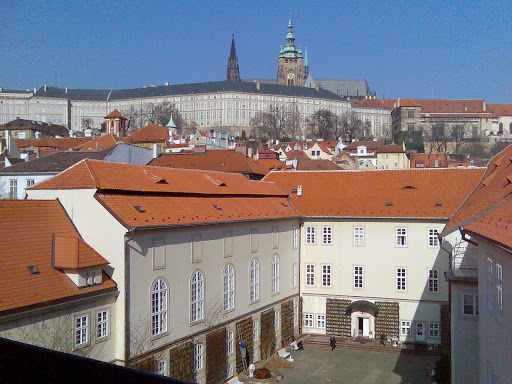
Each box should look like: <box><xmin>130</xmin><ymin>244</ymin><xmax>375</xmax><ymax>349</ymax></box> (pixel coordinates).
<box><xmin>1</xmin><ymin>0</ymin><xmax>511</xmax><ymax>102</ymax></box>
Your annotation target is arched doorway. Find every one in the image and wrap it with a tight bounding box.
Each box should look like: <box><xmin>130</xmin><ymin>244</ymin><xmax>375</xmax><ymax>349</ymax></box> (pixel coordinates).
<box><xmin>346</xmin><ymin>300</ymin><xmax>379</xmax><ymax>338</ymax></box>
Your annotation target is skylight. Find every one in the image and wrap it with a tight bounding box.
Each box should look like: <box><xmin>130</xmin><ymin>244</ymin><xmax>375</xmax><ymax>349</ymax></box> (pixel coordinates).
<box><xmin>133</xmin><ymin>205</ymin><xmax>146</xmax><ymax>213</ymax></box>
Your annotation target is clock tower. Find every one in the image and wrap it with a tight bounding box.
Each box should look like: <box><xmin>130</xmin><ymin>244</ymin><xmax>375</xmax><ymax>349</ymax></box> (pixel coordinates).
<box><xmin>277</xmin><ymin>16</ymin><xmax>304</xmax><ymax>87</ymax></box>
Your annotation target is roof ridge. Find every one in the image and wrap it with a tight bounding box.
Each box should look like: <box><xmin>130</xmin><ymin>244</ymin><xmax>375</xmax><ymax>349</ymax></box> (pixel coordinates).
<box><xmin>83</xmin><ymin>159</ymin><xmax>101</xmax><ymax>189</ymax></box>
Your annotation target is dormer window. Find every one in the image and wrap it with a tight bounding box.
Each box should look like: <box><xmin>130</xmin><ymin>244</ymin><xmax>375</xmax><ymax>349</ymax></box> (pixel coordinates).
<box><xmin>357</xmin><ymin>146</ymin><xmax>367</xmax><ymax>156</ymax></box>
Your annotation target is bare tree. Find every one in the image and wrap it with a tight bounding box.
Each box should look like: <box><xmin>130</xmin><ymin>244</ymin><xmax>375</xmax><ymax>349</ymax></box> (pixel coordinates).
<box><xmin>449</xmin><ymin>123</ymin><xmax>471</xmax><ymax>153</ymax></box>
<box><xmin>124</xmin><ymin>106</ymin><xmax>141</xmax><ymax>134</ymax></box>
<box><xmin>82</xmin><ymin>118</ymin><xmax>93</xmax><ymax>131</ymax></box>
<box><xmin>250</xmin><ymin>105</ymin><xmax>288</xmax><ymax>141</ymax></box>
<box><xmin>285</xmin><ymin>101</ymin><xmax>301</xmax><ymax>139</ymax></box>
<box><xmin>423</xmin><ymin>123</ymin><xmax>449</xmax><ymax>153</ymax></box>
<box><xmin>308</xmin><ymin>109</ymin><xmax>336</xmax><ymax>140</ymax></box>
<box><xmin>338</xmin><ymin>110</ymin><xmax>364</xmax><ymax>142</ymax></box>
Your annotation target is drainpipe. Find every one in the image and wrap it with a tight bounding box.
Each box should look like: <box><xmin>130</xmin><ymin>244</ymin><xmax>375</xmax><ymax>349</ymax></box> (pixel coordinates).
<box><xmin>124</xmin><ymin>227</ymin><xmax>136</xmax><ymax>365</ymax></box>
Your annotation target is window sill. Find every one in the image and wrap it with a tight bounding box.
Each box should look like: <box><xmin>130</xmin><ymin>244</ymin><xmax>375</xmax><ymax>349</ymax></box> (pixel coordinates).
<box><xmin>249</xmin><ymin>299</ymin><xmax>260</xmax><ymax>305</ymax></box>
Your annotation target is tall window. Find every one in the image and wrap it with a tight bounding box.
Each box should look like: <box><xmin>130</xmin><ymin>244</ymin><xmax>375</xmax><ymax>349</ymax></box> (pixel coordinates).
<box><xmin>316</xmin><ymin>314</ymin><xmax>326</xmax><ymax>328</ymax></box>
<box><xmin>322</xmin><ymin>227</ymin><xmax>332</xmax><ymax>245</ymax></box>
<box><xmin>96</xmin><ymin>309</ymin><xmax>109</xmax><ymax>339</ymax></box>
<box><xmin>227</xmin><ymin>331</ymin><xmax>234</xmax><ymax>355</ymax></box>
<box><xmin>293</xmin><ymin>299</ymin><xmax>299</xmax><ymax>326</ymax></box>
<box><xmin>429</xmin><ymin>323</ymin><xmax>440</xmax><ymax>339</ymax></box>
<box><xmin>223</xmin><ymin>264</ymin><xmax>235</xmax><ymax>311</ymax></box>
<box><xmin>306</xmin><ymin>264</ymin><xmax>315</xmax><ymax>286</ymax></box>
<box><xmin>75</xmin><ymin>315</ymin><xmax>89</xmax><ymax>346</ymax></box>
<box><xmin>9</xmin><ymin>179</ymin><xmax>17</xmax><ymax>199</ymax></box>
<box><xmin>322</xmin><ymin>265</ymin><xmax>331</xmax><ymax>287</ymax></box>
<box><xmin>396</xmin><ymin>268</ymin><xmax>406</xmax><ymax>291</ymax></box>
<box><xmin>306</xmin><ymin>226</ymin><xmax>315</xmax><ymax>244</ymax></box>
<box><xmin>292</xmin><ymin>227</ymin><xmax>299</xmax><ymax>249</ymax></box>
<box><xmin>396</xmin><ymin>228</ymin><xmax>407</xmax><ymax>247</ymax></box>
<box><xmin>195</xmin><ymin>343</ymin><xmax>204</xmax><ymax>371</ymax></box>
<box><xmin>275</xmin><ymin>310</ymin><xmax>280</xmax><ymax>330</ymax></box>
<box><xmin>272</xmin><ymin>254</ymin><xmax>280</xmax><ymax>294</ymax></box>
<box><xmin>400</xmin><ymin>321</ymin><xmax>411</xmax><ymax>336</ymax></box>
<box><xmin>428</xmin><ymin>269</ymin><xmax>439</xmax><ymax>292</ymax></box>
<box><xmin>292</xmin><ymin>263</ymin><xmax>298</xmax><ymax>287</ymax></box>
<box><xmin>463</xmin><ymin>294</ymin><xmax>479</xmax><ymax>316</ymax></box>
<box><xmin>151</xmin><ymin>278</ymin><xmax>168</xmax><ymax>336</ymax></box>
<box><xmin>496</xmin><ymin>263</ymin><xmax>503</xmax><ymax>320</ymax></box>
<box><xmin>487</xmin><ymin>258</ymin><xmax>493</xmax><ymax>311</ymax></box>
<box><xmin>250</xmin><ymin>258</ymin><xmax>260</xmax><ymax>302</ymax></box>
<box><xmin>191</xmin><ymin>271</ymin><xmax>204</xmax><ymax>323</ymax></box>
<box><xmin>304</xmin><ymin>313</ymin><xmax>313</xmax><ymax>328</ymax></box>
<box><xmin>428</xmin><ymin>228</ymin><xmax>440</xmax><ymax>247</ymax></box>
<box><xmin>354</xmin><ymin>227</ymin><xmax>364</xmax><ymax>246</ymax></box>
<box><xmin>252</xmin><ymin>319</ymin><xmax>259</xmax><ymax>342</ymax></box>
<box><xmin>155</xmin><ymin>360</ymin><xmax>167</xmax><ymax>375</ymax></box>
<box><xmin>354</xmin><ymin>266</ymin><xmax>363</xmax><ymax>288</ymax></box>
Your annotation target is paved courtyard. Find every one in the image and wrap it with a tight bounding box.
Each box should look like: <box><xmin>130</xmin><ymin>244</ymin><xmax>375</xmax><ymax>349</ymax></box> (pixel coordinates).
<box><xmin>273</xmin><ymin>344</ymin><xmax>439</xmax><ymax>384</ymax></box>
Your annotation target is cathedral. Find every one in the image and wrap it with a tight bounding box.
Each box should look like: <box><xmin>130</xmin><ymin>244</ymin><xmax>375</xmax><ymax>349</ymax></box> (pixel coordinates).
<box><xmin>227</xmin><ymin>16</ymin><xmax>374</xmax><ymax>99</ymax></box>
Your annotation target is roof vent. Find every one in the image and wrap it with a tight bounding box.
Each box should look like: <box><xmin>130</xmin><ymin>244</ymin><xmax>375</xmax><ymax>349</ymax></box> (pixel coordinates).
<box><xmin>27</xmin><ymin>265</ymin><xmax>39</xmax><ymax>275</ymax></box>
<box><xmin>435</xmin><ymin>202</ymin><xmax>442</xmax><ymax>207</ymax></box>
<box><xmin>212</xmin><ymin>204</ymin><xmax>222</xmax><ymax>210</ymax></box>
<box><xmin>385</xmin><ymin>202</ymin><xmax>393</xmax><ymax>207</ymax></box>
<box><xmin>297</xmin><ymin>185</ymin><xmax>302</xmax><ymax>196</ymax></box>
<box><xmin>133</xmin><ymin>205</ymin><xmax>146</xmax><ymax>213</ymax></box>
<box><xmin>281</xmin><ymin>202</ymin><xmax>288</xmax><ymax>207</ymax></box>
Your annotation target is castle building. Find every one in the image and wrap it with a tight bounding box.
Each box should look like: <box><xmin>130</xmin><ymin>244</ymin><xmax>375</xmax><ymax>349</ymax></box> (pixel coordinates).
<box><xmin>276</xmin><ymin>17</ymin><xmax>304</xmax><ymax>87</ymax></box>
<box><xmin>226</xmin><ymin>34</ymin><xmax>241</xmax><ymax>82</ymax></box>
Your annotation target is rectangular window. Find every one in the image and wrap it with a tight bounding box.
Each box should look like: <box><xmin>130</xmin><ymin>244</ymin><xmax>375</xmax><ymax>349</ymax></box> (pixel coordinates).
<box><xmin>322</xmin><ymin>264</ymin><xmax>331</xmax><ymax>287</ymax></box>
<box><xmin>155</xmin><ymin>360</ymin><xmax>166</xmax><ymax>375</ymax></box>
<box><xmin>253</xmin><ymin>319</ymin><xmax>259</xmax><ymax>342</ymax></box>
<box><xmin>316</xmin><ymin>314</ymin><xmax>326</xmax><ymax>329</ymax></box>
<box><xmin>272</xmin><ymin>226</ymin><xmax>279</xmax><ymax>249</ymax></box>
<box><xmin>224</xmin><ymin>231</ymin><xmax>233</xmax><ymax>257</ymax></box>
<box><xmin>306</xmin><ymin>226</ymin><xmax>315</xmax><ymax>244</ymax></box>
<box><xmin>496</xmin><ymin>263</ymin><xmax>503</xmax><ymax>320</ymax></box>
<box><xmin>96</xmin><ymin>309</ymin><xmax>109</xmax><ymax>339</ymax></box>
<box><xmin>487</xmin><ymin>258</ymin><xmax>493</xmax><ymax>311</ymax></box>
<box><xmin>428</xmin><ymin>323</ymin><xmax>440</xmax><ymax>339</ymax></box>
<box><xmin>292</xmin><ymin>227</ymin><xmax>299</xmax><ymax>249</ymax></box>
<box><xmin>322</xmin><ymin>227</ymin><xmax>333</xmax><ymax>245</ymax></box>
<box><xmin>227</xmin><ymin>362</ymin><xmax>235</xmax><ymax>379</ymax></box>
<box><xmin>407</xmin><ymin>110</ymin><xmax>414</xmax><ymax>118</ymax></box>
<box><xmin>304</xmin><ymin>313</ymin><xmax>313</xmax><ymax>328</ymax></box>
<box><xmin>463</xmin><ymin>294</ymin><xmax>479</xmax><ymax>316</ymax></box>
<box><xmin>152</xmin><ymin>238</ymin><xmax>165</xmax><ymax>270</ymax></box>
<box><xmin>293</xmin><ymin>299</ymin><xmax>299</xmax><ymax>326</ymax></box>
<box><xmin>227</xmin><ymin>331</ymin><xmax>234</xmax><ymax>355</ymax></box>
<box><xmin>354</xmin><ymin>266</ymin><xmax>364</xmax><ymax>288</ymax></box>
<box><xmin>191</xmin><ymin>234</ymin><xmax>202</xmax><ymax>262</ymax></box>
<box><xmin>396</xmin><ymin>268</ymin><xmax>406</xmax><ymax>291</ymax></box>
<box><xmin>428</xmin><ymin>228</ymin><xmax>440</xmax><ymax>247</ymax></box>
<box><xmin>306</xmin><ymin>264</ymin><xmax>315</xmax><ymax>286</ymax></box>
<box><xmin>195</xmin><ymin>343</ymin><xmax>204</xmax><ymax>371</ymax></box>
<box><xmin>396</xmin><ymin>228</ymin><xmax>407</xmax><ymax>247</ymax></box>
<box><xmin>250</xmin><ymin>229</ymin><xmax>258</xmax><ymax>253</ymax></box>
<box><xmin>407</xmin><ymin>123</ymin><xmax>415</xmax><ymax>131</ymax></box>
<box><xmin>75</xmin><ymin>315</ymin><xmax>89</xmax><ymax>346</ymax></box>
<box><xmin>292</xmin><ymin>263</ymin><xmax>298</xmax><ymax>287</ymax></box>
<box><xmin>26</xmin><ymin>179</ymin><xmax>35</xmax><ymax>188</ymax></box>
<box><xmin>275</xmin><ymin>310</ymin><xmax>280</xmax><ymax>331</ymax></box>
<box><xmin>400</xmin><ymin>321</ymin><xmax>411</xmax><ymax>336</ymax></box>
<box><xmin>353</xmin><ymin>227</ymin><xmax>364</xmax><ymax>246</ymax></box>
<box><xmin>428</xmin><ymin>269</ymin><xmax>439</xmax><ymax>292</ymax></box>
<box><xmin>9</xmin><ymin>179</ymin><xmax>17</xmax><ymax>199</ymax></box>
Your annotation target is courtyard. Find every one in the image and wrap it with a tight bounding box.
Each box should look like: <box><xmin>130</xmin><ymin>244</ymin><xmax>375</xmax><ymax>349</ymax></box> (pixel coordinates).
<box><xmin>270</xmin><ymin>343</ymin><xmax>440</xmax><ymax>384</ymax></box>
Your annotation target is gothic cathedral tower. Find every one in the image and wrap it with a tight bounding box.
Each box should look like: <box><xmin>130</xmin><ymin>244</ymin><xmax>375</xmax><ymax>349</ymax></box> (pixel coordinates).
<box><xmin>277</xmin><ymin>17</ymin><xmax>304</xmax><ymax>87</ymax></box>
<box><xmin>226</xmin><ymin>34</ymin><xmax>241</xmax><ymax>81</ymax></box>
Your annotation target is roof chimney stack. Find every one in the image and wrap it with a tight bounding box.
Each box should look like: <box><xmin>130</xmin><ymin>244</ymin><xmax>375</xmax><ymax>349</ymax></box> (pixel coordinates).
<box><xmin>44</xmin><ymin>85</ymin><xmax>47</xmax><ymax>92</ymax></box>
<box><xmin>297</xmin><ymin>185</ymin><xmax>302</xmax><ymax>196</ymax></box>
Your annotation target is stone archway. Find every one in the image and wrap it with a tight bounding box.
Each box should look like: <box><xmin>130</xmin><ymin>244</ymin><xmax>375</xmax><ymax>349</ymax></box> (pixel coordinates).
<box><xmin>345</xmin><ymin>300</ymin><xmax>379</xmax><ymax>339</ymax></box>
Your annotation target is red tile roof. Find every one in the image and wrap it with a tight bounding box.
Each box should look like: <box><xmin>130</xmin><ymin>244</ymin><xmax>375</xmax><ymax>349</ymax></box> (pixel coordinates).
<box><xmin>124</xmin><ymin>124</ymin><xmax>169</xmax><ymax>144</ymax></box>
<box><xmin>487</xmin><ymin>104</ymin><xmax>512</xmax><ymax>117</ymax></box>
<box><xmin>78</xmin><ymin>134</ymin><xmax>123</xmax><ymax>151</ymax></box>
<box><xmin>148</xmin><ymin>150</ymin><xmax>268</xmax><ymax>176</ymax></box>
<box><xmin>104</xmin><ymin>109</ymin><xmax>126</xmax><ymax>119</ymax></box>
<box><xmin>255</xmin><ymin>158</ymin><xmax>289</xmax><ymax>171</ymax></box>
<box><xmin>15</xmin><ymin>137</ymin><xmax>91</xmax><ymax>151</ymax></box>
<box><xmin>264</xmin><ymin>168</ymin><xmax>485</xmax><ymax>219</ymax></box>
<box><xmin>0</xmin><ymin>200</ymin><xmax>116</xmax><ymax>313</ymax></box>
<box><xmin>351</xmin><ymin>98</ymin><xmax>392</xmax><ymax>109</ymax></box>
<box><xmin>343</xmin><ymin>141</ymin><xmax>380</xmax><ymax>151</ymax></box>
<box><xmin>415</xmin><ymin>99</ymin><xmax>486</xmax><ymax>114</ymax></box>
<box><xmin>296</xmin><ymin>159</ymin><xmax>342</xmax><ymax>170</ymax></box>
<box><xmin>376</xmin><ymin>145</ymin><xmax>406</xmax><ymax>153</ymax></box>
<box><xmin>410</xmin><ymin>153</ymin><xmax>448</xmax><ymax>168</ymax></box>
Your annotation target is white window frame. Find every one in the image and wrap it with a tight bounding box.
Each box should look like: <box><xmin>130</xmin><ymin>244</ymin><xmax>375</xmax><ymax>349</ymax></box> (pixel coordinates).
<box><xmin>306</xmin><ymin>226</ymin><xmax>316</xmax><ymax>244</ymax></box>
<box><xmin>151</xmin><ymin>278</ymin><xmax>168</xmax><ymax>336</ymax></box>
<box><xmin>227</xmin><ymin>362</ymin><xmax>235</xmax><ymax>379</ymax></box>
<box><xmin>428</xmin><ymin>269</ymin><xmax>439</xmax><ymax>293</ymax></box>
<box><xmin>316</xmin><ymin>314</ymin><xmax>326</xmax><ymax>329</ymax></box>
<box><xmin>96</xmin><ymin>308</ymin><xmax>109</xmax><ymax>340</ymax></box>
<box><xmin>250</xmin><ymin>258</ymin><xmax>260</xmax><ymax>302</ymax></box>
<box><xmin>321</xmin><ymin>264</ymin><xmax>331</xmax><ymax>287</ymax></box>
<box><xmin>462</xmin><ymin>294</ymin><xmax>479</xmax><ymax>316</ymax></box>
<box><xmin>304</xmin><ymin>313</ymin><xmax>313</xmax><ymax>328</ymax></box>
<box><xmin>275</xmin><ymin>310</ymin><xmax>280</xmax><ymax>331</ymax></box>
<box><xmin>428</xmin><ymin>228</ymin><xmax>440</xmax><ymax>247</ymax></box>
<box><xmin>306</xmin><ymin>264</ymin><xmax>315</xmax><ymax>287</ymax></box>
<box><xmin>272</xmin><ymin>254</ymin><xmax>280</xmax><ymax>294</ymax></box>
<box><xmin>253</xmin><ymin>319</ymin><xmax>259</xmax><ymax>342</ymax></box>
<box><xmin>292</xmin><ymin>227</ymin><xmax>299</xmax><ymax>249</ymax></box>
<box><xmin>428</xmin><ymin>323</ymin><xmax>440</xmax><ymax>339</ymax></box>
<box><xmin>396</xmin><ymin>228</ymin><xmax>407</xmax><ymax>247</ymax></box>
<box><xmin>292</xmin><ymin>263</ymin><xmax>298</xmax><ymax>287</ymax></box>
<box><xmin>354</xmin><ymin>266</ymin><xmax>364</xmax><ymax>289</ymax></box>
<box><xmin>353</xmin><ymin>226</ymin><xmax>364</xmax><ymax>246</ymax></box>
<box><xmin>400</xmin><ymin>320</ymin><xmax>411</xmax><ymax>336</ymax></box>
<box><xmin>396</xmin><ymin>267</ymin><xmax>406</xmax><ymax>291</ymax></box>
<box><xmin>190</xmin><ymin>270</ymin><xmax>205</xmax><ymax>323</ymax></box>
<box><xmin>26</xmin><ymin>179</ymin><xmax>35</xmax><ymax>188</ymax></box>
<box><xmin>75</xmin><ymin>314</ymin><xmax>89</xmax><ymax>347</ymax></box>
<box><xmin>227</xmin><ymin>330</ymin><xmax>234</xmax><ymax>355</ymax></box>
<box><xmin>293</xmin><ymin>299</ymin><xmax>299</xmax><ymax>326</ymax></box>
<box><xmin>155</xmin><ymin>360</ymin><xmax>167</xmax><ymax>375</ymax></box>
<box><xmin>496</xmin><ymin>263</ymin><xmax>503</xmax><ymax>320</ymax></box>
<box><xmin>223</xmin><ymin>264</ymin><xmax>235</xmax><ymax>311</ymax></box>
<box><xmin>487</xmin><ymin>258</ymin><xmax>494</xmax><ymax>311</ymax></box>
<box><xmin>322</xmin><ymin>226</ymin><xmax>333</xmax><ymax>245</ymax></box>
<box><xmin>9</xmin><ymin>179</ymin><xmax>17</xmax><ymax>199</ymax></box>
<box><xmin>195</xmin><ymin>343</ymin><xmax>204</xmax><ymax>372</ymax></box>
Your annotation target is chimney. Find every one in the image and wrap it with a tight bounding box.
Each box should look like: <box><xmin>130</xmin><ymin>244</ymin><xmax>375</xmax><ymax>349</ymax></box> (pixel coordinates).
<box><xmin>152</xmin><ymin>143</ymin><xmax>161</xmax><ymax>159</ymax></box>
<box><xmin>44</xmin><ymin>84</ymin><xmax>47</xmax><ymax>92</ymax></box>
<box><xmin>297</xmin><ymin>185</ymin><xmax>302</xmax><ymax>196</ymax></box>
<box><xmin>256</xmin><ymin>82</ymin><xmax>260</xmax><ymax>90</ymax></box>
<box><xmin>397</xmin><ymin>97</ymin><xmax>400</xmax><ymax>107</ymax></box>
<box><xmin>483</xmin><ymin>100</ymin><xmax>486</xmax><ymax>111</ymax></box>
<box><xmin>33</xmin><ymin>88</ymin><xmax>36</xmax><ymax>93</ymax></box>
<box><xmin>65</xmin><ymin>87</ymin><xmax>68</xmax><ymax>94</ymax></box>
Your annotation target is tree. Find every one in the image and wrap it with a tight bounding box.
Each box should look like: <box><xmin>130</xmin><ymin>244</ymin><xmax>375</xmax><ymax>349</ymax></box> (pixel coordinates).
<box><xmin>142</xmin><ymin>102</ymin><xmax>183</xmax><ymax>130</ymax></box>
<box><xmin>489</xmin><ymin>141</ymin><xmax>511</xmax><ymax>157</ymax></box>
<box><xmin>422</xmin><ymin>123</ymin><xmax>449</xmax><ymax>153</ymax></box>
<box><xmin>81</xmin><ymin>118</ymin><xmax>93</xmax><ymax>131</ymax></box>
<box><xmin>308</xmin><ymin>109</ymin><xmax>336</xmax><ymax>140</ymax></box>
<box><xmin>285</xmin><ymin>101</ymin><xmax>301</xmax><ymax>139</ymax></box>
<box><xmin>448</xmin><ymin>123</ymin><xmax>471</xmax><ymax>153</ymax></box>
<box><xmin>338</xmin><ymin>110</ymin><xmax>365</xmax><ymax>142</ymax></box>
<box><xmin>250</xmin><ymin>105</ymin><xmax>288</xmax><ymax>141</ymax></box>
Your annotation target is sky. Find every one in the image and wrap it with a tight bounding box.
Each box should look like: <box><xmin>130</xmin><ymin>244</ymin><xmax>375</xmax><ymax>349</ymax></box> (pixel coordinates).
<box><xmin>1</xmin><ymin>0</ymin><xmax>511</xmax><ymax>102</ymax></box>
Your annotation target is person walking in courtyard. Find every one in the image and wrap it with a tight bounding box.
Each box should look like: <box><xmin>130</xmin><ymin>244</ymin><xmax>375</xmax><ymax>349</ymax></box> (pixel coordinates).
<box><xmin>329</xmin><ymin>335</ymin><xmax>336</xmax><ymax>351</ymax></box>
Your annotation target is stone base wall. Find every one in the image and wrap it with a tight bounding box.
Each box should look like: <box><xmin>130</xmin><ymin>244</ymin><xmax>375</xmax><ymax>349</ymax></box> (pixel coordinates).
<box><xmin>326</xmin><ymin>299</ymin><xmax>351</xmax><ymax>337</ymax></box>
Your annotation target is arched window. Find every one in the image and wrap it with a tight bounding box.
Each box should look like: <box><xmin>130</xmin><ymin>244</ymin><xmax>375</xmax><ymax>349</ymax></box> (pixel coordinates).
<box><xmin>509</xmin><ymin>122</ymin><xmax>512</xmax><ymax>135</ymax></box>
<box><xmin>223</xmin><ymin>264</ymin><xmax>235</xmax><ymax>311</ymax></box>
<box><xmin>191</xmin><ymin>270</ymin><xmax>204</xmax><ymax>323</ymax></box>
<box><xmin>151</xmin><ymin>278</ymin><xmax>168</xmax><ymax>336</ymax></box>
<box><xmin>272</xmin><ymin>254</ymin><xmax>280</xmax><ymax>294</ymax></box>
<box><xmin>250</xmin><ymin>258</ymin><xmax>260</xmax><ymax>302</ymax></box>
<box><xmin>499</xmin><ymin>122</ymin><xmax>503</xmax><ymax>134</ymax></box>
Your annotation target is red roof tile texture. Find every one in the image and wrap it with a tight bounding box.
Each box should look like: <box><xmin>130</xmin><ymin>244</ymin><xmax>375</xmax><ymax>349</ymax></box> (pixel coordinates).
<box><xmin>124</xmin><ymin>124</ymin><xmax>169</xmax><ymax>144</ymax></box>
<box><xmin>78</xmin><ymin>134</ymin><xmax>123</xmax><ymax>151</ymax></box>
<box><xmin>104</xmin><ymin>109</ymin><xmax>126</xmax><ymax>119</ymax></box>
<box><xmin>149</xmin><ymin>150</ymin><xmax>269</xmax><ymax>176</ymax></box>
<box><xmin>264</xmin><ymin>168</ymin><xmax>485</xmax><ymax>219</ymax></box>
<box><xmin>488</xmin><ymin>104</ymin><xmax>512</xmax><ymax>117</ymax></box>
<box><xmin>0</xmin><ymin>200</ymin><xmax>116</xmax><ymax>313</ymax></box>
<box><xmin>351</xmin><ymin>98</ymin><xmax>392</xmax><ymax>109</ymax></box>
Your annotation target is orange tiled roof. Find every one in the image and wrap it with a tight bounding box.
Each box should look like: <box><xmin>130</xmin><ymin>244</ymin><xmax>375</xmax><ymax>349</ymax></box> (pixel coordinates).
<box><xmin>296</xmin><ymin>159</ymin><xmax>341</xmax><ymax>170</ymax></box>
<box><xmin>415</xmin><ymin>99</ymin><xmax>486</xmax><ymax>114</ymax></box>
<box><xmin>488</xmin><ymin>103</ymin><xmax>512</xmax><ymax>116</ymax></box>
<box><xmin>351</xmin><ymin>98</ymin><xmax>392</xmax><ymax>109</ymax></box>
<box><xmin>397</xmin><ymin>98</ymin><xmax>421</xmax><ymax>107</ymax></box>
<box><xmin>376</xmin><ymin>145</ymin><xmax>406</xmax><ymax>153</ymax></box>
<box><xmin>15</xmin><ymin>137</ymin><xmax>91</xmax><ymax>151</ymax></box>
<box><xmin>104</xmin><ymin>109</ymin><xmax>126</xmax><ymax>119</ymax></box>
<box><xmin>264</xmin><ymin>168</ymin><xmax>485</xmax><ymax>219</ymax></box>
<box><xmin>30</xmin><ymin>159</ymin><xmax>288</xmax><ymax>196</ymax></box>
<box><xmin>284</xmin><ymin>150</ymin><xmax>309</xmax><ymax>160</ymax></box>
<box><xmin>78</xmin><ymin>133</ymin><xmax>123</xmax><ymax>151</ymax></box>
<box><xmin>124</xmin><ymin>124</ymin><xmax>169</xmax><ymax>144</ymax></box>
<box><xmin>410</xmin><ymin>153</ymin><xmax>448</xmax><ymax>168</ymax></box>
<box><xmin>443</xmin><ymin>145</ymin><xmax>512</xmax><ymax>239</ymax></box>
<box><xmin>0</xmin><ymin>200</ymin><xmax>116</xmax><ymax>313</ymax></box>
<box><xmin>255</xmin><ymin>158</ymin><xmax>289</xmax><ymax>171</ymax></box>
<box><xmin>149</xmin><ymin>150</ymin><xmax>268</xmax><ymax>175</ymax></box>
<box><xmin>343</xmin><ymin>141</ymin><xmax>380</xmax><ymax>151</ymax></box>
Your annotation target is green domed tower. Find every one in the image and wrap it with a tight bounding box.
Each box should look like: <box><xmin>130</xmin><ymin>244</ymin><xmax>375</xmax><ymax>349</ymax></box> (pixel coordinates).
<box><xmin>277</xmin><ymin>16</ymin><xmax>304</xmax><ymax>86</ymax></box>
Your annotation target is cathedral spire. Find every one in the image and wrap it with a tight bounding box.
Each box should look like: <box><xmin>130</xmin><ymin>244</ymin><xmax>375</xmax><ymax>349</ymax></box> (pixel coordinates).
<box><xmin>304</xmin><ymin>46</ymin><xmax>309</xmax><ymax>79</ymax></box>
<box><xmin>226</xmin><ymin>33</ymin><xmax>240</xmax><ymax>81</ymax></box>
